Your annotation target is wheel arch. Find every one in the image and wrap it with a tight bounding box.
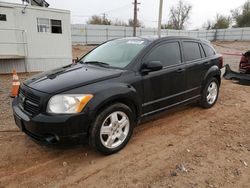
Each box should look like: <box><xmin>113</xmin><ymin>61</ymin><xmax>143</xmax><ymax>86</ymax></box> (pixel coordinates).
<box><xmin>94</xmin><ymin>96</ymin><xmax>140</xmax><ymax>123</ymax></box>
<box><xmin>202</xmin><ymin>65</ymin><xmax>221</xmax><ymax>88</ymax></box>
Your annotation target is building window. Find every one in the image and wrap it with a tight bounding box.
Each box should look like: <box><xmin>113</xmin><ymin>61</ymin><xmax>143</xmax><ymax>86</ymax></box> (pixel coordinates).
<box><xmin>51</xmin><ymin>19</ymin><xmax>62</xmax><ymax>34</ymax></box>
<box><xmin>0</xmin><ymin>14</ymin><xmax>7</xmax><ymax>21</ymax></box>
<box><xmin>37</xmin><ymin>18</ymin><xmax>62</xmax><ymax>34</ymax></box>
<box><xmin>37</xmin><ymin>18</ymin><xmax>50</xmax><ymax>32</ymax></box>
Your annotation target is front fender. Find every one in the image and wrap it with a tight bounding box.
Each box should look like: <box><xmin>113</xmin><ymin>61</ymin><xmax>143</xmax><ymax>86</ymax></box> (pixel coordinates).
<box><xmin>86</xmin><ymin>83</ymin><xmax>142</xmax><ymax>120</ymax></box>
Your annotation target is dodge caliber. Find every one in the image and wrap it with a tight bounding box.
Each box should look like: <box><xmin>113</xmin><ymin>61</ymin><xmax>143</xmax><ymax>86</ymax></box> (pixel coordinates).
<box><xmin>13</xmin><ymin>36</ymin><xmax>223</xmax><ymax>154</ymax></box>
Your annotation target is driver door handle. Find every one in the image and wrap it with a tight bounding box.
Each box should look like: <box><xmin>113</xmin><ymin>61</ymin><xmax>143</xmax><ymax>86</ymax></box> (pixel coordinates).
<box><xmin>176</xmin><ymin>68</ymin><xmax>185</xmax><ymax>73</ymax></box>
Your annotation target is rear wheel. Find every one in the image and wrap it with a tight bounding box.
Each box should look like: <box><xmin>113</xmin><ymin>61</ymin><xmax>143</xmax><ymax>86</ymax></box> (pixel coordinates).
<box><xmin>89</xmin><ymin>103</ymin><xmax>134</xmax><ymax>155</ymax></box>
<box><xmin>200</xmin><ymin>78</ymin><xmax>219</xmax><ymax>108</ymax></box>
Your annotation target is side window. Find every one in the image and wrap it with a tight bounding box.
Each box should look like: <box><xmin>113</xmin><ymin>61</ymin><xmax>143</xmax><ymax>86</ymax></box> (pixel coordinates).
<box><xmin>183</xmin><ymin>42</ymin><xmax>201</xmax><ymax>62</ymax></box>
<box><xmin>0</xmin><ymin>14</ymin><xmax>7</xmax><ymax>21</ymax></box>
<box><xmin>37</xmin><ymin>18</ymin><xmax>50</xmax><ymax>32</ymax></box>
<box><xmin>203</xmin><ymin>44</ymin><xmax>216</xmax><ymax>57</ymax></box>
<box><xmin>146</xmin><ymin>42</ymin><xmax>181</xmax><ymax>67</ymax></box>
<box><xmin>37</xmin><ymin>18</ymin><xmax>62</xmax><ymax>34</ymax></box>
<box><xmin>51</xmin><ymin>19</ymin><xmax>62</xmax><ymax>34</ymax></box>
<box><xmin>199</xmin><ymin>44</ymin><xmax>206</xmax><ymax>58</ymax></box>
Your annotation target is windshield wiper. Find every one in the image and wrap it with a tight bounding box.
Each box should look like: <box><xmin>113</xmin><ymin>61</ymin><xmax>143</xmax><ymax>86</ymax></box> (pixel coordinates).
<box><xmin>81</xmin><ymin>61</ymin><xmax>110</xmax><ymax>67</ymax></box>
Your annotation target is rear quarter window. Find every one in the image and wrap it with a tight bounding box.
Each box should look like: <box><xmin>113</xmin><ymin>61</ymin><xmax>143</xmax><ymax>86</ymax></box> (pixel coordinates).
<box><xmin>183</xmin><ymin>42</ymin><xmax>202</xmax><ymax>62</ymax></box>
<box><xmin>202</xmin><ymin>44</ymin><xmax>216</xmax><ymax>57</ymax></box>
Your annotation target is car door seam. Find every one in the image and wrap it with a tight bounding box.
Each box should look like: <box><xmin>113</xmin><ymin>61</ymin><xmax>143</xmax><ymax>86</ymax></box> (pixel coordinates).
<box><xmin>142</xmin><ymin>86</ymin><xmax>200</xmax><ymax>107</ymax></box>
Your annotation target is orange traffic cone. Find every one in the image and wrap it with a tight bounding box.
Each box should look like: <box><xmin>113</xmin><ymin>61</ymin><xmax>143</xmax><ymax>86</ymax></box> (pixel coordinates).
<box><xmin>10</xmin><ymin>69</ymin><xmax>20</xmax><ymax>98</ymax></box>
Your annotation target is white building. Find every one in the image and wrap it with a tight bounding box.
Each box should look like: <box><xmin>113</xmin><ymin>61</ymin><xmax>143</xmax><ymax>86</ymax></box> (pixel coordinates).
<box><xmin>0</xmin><ymin>1</ymin><xmax>72</xmax><ymax>73</ymax></box>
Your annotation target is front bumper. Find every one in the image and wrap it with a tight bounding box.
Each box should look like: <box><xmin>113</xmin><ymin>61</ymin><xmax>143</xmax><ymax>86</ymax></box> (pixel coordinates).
<box><xmin>12</xmin><ymin>97</ymin><xmax>91</xmax><ymax>144</ymax></box>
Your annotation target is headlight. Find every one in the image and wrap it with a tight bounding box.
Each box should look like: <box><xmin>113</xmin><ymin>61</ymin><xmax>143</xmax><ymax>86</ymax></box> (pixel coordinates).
<box><xmin>47</xmin><ymin>94</ymin><xmax>93</xmax><ymax>114</ymax></box>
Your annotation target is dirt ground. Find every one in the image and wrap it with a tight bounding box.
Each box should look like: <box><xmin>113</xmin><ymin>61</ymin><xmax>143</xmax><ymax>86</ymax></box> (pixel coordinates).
<box><xmin>72</xmin><ymin>45</ymin><xmax>95</xmax><ymax>60</ymax></box>
<box><xmin>0</xmin><ymin>41</ymin><xmax>250</xmax><ymax>188</ymax></box>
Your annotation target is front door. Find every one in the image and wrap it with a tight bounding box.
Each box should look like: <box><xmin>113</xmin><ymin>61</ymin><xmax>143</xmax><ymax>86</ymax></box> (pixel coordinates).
<box><xmin>141</xmin><ymin>41</ymin><xmax>187</xmax><ymax>116</ymax></box>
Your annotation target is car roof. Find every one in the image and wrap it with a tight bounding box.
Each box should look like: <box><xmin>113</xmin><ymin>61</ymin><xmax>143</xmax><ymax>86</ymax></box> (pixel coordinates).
<box><xmin>122</xmin><ymin>36</ymin><xmax>211</xmax><ymax>44</ymax></box>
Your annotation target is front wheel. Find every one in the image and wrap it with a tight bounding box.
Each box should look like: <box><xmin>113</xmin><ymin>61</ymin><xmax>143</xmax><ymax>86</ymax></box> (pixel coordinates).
<box><xmin>200</xmin><ymin>78</ymin><xmax>219</xmax><ymax>108</ymax></box>
<box><xmin>89</xmin><ymin>103</ymin><xmax>134</xmax><ymax>155</ymax></box>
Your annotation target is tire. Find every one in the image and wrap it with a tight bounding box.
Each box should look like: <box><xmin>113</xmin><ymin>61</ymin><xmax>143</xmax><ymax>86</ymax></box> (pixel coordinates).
<box><xmin>200</xmin><ymin>77</ymin><xmax>219</xmax><ymax>108</ymax></box>
<box><xmin>89</xmin><ymin>103</ymin><xmax>134</xmax><ymax>155</ymax></box>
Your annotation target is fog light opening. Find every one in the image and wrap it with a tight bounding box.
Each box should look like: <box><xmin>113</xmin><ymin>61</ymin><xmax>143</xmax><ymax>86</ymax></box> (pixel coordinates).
<box><xmin>45</xmin><ymin>134</ymin><xmax>60</xmax><ymax>144</ymax></box>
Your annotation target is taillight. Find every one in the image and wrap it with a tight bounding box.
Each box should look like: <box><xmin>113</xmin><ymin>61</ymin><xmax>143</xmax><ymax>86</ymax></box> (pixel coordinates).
<box><xmin>219</xmin><ymin>56</ymin><xmax>223</xmax><ymax>69</ymax></box>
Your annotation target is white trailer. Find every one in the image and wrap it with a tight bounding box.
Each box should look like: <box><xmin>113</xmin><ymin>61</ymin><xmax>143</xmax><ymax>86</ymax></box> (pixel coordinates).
<box><xmin>0</xmin><ymin>1</ymin><xmax>72</xmax><ymax>73</ymax></box>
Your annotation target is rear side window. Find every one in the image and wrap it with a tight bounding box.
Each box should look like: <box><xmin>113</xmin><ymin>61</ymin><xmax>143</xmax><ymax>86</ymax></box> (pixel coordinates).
<box><xmin>199</xmin><ymin>44</ymin><xmax>206</xmax><ymax>58</ymax></box>
<box><xmin>183</xmin><ymin>42</ymin><xmax>201</xmax><ymax>62</ymax></box>
<box><xmin>203</xmin><ymin>44</ymin><xmax>216</xmax><ymax>57</ymax></box>
<box><xmin>146</xmin><ymin>42</ymin><xmax>181</xmax><ymax>67</ymax></box>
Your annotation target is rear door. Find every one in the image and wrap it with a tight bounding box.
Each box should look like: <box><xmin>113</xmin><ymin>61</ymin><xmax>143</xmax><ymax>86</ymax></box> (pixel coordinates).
<box><xmin>141</xmin><ymin>41</ymin><xmax>187</xmax><ymax>116</ymax></box>
<box><xmin>181</xmin><ymin>40</ymin><xmax>207</xmax><ymax>99</ymax></box>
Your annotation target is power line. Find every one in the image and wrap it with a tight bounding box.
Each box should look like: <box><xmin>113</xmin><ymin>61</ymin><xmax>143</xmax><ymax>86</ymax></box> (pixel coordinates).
<box><xmin>102</xmin><ymin>4</ymin><xmax>132</xmax><ymax>14</ymax></box>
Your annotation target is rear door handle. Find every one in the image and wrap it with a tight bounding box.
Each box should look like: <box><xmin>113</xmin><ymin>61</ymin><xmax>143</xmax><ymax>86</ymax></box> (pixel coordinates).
<box><xmin>176</xmin><ymin>68</ymin><xmax>185</xmax><ymax>73</ymax></box>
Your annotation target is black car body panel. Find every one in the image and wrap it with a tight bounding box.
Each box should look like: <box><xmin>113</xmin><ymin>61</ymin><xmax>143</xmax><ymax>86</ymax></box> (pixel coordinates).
<box><xmin>24</xmin><ymin>64</ymin><xmax>123</xmax><ymax>94</ymax></box>
<box><xmin>12</xmin><ymin>36</ymin><xmax>222</xmax><ymax>144</ymax></box>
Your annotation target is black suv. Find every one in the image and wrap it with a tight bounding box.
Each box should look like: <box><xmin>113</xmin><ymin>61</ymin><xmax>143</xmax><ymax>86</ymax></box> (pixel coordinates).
<box><xmin>13</xmin><ymin>36</ymin><xmax>223</xmax><ymax>154</ymax></box>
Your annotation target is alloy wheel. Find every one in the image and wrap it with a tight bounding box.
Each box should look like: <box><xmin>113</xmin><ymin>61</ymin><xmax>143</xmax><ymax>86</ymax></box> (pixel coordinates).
<box><xmin>100</xmin><ymin>111</ymin><xmax>130</xmax><ymax>149</ymax></box>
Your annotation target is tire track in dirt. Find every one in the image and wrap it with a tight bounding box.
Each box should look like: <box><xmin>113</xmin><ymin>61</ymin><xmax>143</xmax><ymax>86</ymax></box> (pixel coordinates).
<box><xmin>1</xmin><ymin>78</ymin><xmax>250</xmax><ymax>188</ymax></box>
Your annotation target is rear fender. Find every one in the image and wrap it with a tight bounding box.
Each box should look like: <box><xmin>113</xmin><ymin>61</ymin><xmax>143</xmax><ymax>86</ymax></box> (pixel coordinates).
<box><xmin>202</xmin><ymin>65</ymin><xmax>221</xmax><ymax>87</ymax></box>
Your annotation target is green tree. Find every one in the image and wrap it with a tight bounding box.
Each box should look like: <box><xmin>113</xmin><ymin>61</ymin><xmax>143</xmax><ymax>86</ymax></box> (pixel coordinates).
<box><xmin>202</xmin><ymin>20</ymin><xmax>213</xmax><ymax>30</ymax></box>
<box><xmin>87</xmin><ymin>15</ymin><xmax>111</xmax><ymax>25</ymax></box>
<box><xmin>161</xmin><ymin>23</ymin><xmax>175</xmax><ymax>29</ymax></box>
<box><xmin>212</xmin><ymin>14</ymin><xmax>231</xmax><ymax>29</ymax></box>
<box><xmin>128</xmin><ymin>19</ymin><xmax>143</xmax><ymax>27</ymax></box>
<box><xmin>168</xmin><ymin>0</ymin><xmax>192</xmax><ymax>30</ymax></box>
<box><xmin>111</xmin><ymin>19</ymin><xmax>128</xmax><ymax>26</ymax></box>
<box><xmin>202</xmin><ymin>14</ymin><xmax>231</xmax><ymax>30</ymax></box>
<box><xmin>231</xmin><ymin>0</ymin><xmax>250</xmax><ymax>27</ymax></box>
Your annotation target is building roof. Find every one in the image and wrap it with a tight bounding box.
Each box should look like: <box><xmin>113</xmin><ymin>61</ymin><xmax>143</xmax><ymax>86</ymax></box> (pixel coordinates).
<box><xmin>31</xmin><ymin>0</ymin><xmax>49</xmax><ymax>7</ymax></box>
<box><xmin>0</xmin><ymin>1</ymin><xmax>70</xmax><ymax>14</ymax></box>
<box><xmin>22</xmin><ymin>0</ymin><xmax>49</xmax><ymax>7</ymax></box>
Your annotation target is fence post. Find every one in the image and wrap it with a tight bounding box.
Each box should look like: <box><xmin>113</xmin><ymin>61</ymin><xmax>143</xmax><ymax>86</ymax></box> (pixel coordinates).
<box><xmin>140</xmin><ymin>28</ymin><xmax>142</xmax><ymax>36</ymax></box>
<box><xmin>85</xmin><ymin>26</ymin><xmax>88</xmax><ymax>44</ymax></box>
<box><xmin>241</xmin><ymin>28</ymin><xmax>244</xmax><ymax>41</ymax></box>
<box><xmin>106</xmin><ymin>28</ymin><xmax>109</xmax><ymax>40</ymax></box>
<box><xmin>124</xmin><ymin>27</ymin><xmax>126</xmax><ymax>37</ymax></box>
<box><xmin>214</xmin><ymin>29</ymin><xmax>218</xmax><ymax>41</ymax></box>
<box><xmin>223</xmin><ymin>29</ymin><xmax>226</xmax><ymax>40</ymax></box>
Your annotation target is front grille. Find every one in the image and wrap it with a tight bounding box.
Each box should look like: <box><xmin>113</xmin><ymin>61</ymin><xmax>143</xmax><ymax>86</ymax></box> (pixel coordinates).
<box><xmin>19</xmin><ymin>87</ymin><xmax>41</xmax><ymax>116</ymax></box>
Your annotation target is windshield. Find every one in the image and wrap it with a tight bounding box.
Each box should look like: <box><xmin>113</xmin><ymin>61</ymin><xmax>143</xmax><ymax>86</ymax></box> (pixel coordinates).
<box><xmin>81</xmin><ymin>39</ymin><xmax>147</xmax><ymax>68</ymax></box>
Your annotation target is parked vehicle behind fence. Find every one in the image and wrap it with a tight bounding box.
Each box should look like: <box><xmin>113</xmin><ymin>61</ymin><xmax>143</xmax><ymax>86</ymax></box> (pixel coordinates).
<box><xmin>13</xmin><ymin>36</ymin><xmax>223</xmax><ymax>154</ymax></box>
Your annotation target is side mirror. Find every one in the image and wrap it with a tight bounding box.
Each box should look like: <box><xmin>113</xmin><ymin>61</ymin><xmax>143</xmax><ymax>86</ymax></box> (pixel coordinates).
<box><xmin>141</xmin><ymin>61</ymin><xmax>163</xmax><ymax>73</ymax></box>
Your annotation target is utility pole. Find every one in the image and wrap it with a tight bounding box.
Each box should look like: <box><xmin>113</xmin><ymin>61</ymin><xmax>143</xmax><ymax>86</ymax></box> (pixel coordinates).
<box><xmin>158</xmin><ymin>0</ymin><xmax>163</xmax><ymax>38</ymax></box>
<box><xmin>132</xmin><ymin>0</ymin><xmax>140</xmax><ymax>37</ymax></box>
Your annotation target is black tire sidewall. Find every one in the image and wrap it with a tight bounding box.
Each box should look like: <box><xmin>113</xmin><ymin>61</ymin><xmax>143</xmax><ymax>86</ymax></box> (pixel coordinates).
<box><xmin>200</xmin><ymin>78</ymin><xmax>219</xmax><ymax>108</ymax></box>
<box><xmin>89</xmin><ymin>103</ymin><xmax>134</xmax><ymax>155</ymax></box>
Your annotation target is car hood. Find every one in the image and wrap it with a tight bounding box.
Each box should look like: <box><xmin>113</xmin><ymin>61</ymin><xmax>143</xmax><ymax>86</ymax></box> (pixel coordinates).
<box><xmin>24</xmin><ymin>64</ymin><xmax>123</xmax><ymax>94</ymax></box>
